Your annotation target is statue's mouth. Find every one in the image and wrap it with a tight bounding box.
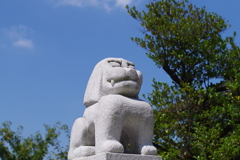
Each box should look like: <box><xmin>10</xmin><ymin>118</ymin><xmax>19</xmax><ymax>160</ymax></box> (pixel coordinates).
<box><xmin>108</xmin><ymin>78</ymin><xmax>140</xmax><ymax>87</ymax></box>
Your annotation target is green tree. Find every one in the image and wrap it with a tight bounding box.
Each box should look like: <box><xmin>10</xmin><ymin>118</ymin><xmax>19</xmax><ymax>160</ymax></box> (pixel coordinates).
<box><xmin>127</xmin><ymin>0</ymin><xmax>240</xmax><ymax>159</ymax></box>
<box><xmin>0</xmin><ymin>121</ymin><xmax>70</xmax><ymax>160</ymax></box>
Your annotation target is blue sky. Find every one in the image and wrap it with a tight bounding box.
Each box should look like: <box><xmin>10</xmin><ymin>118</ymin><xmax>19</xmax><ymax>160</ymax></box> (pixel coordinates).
<box><xmin>0</xmin><ymin>0</ymin><xmax>240</xmax><ymax>149</ymax></box>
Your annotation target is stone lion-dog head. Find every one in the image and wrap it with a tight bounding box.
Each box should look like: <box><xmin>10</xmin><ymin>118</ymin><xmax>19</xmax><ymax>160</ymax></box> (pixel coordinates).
<box><xmin>84</xmin><ymin>57</ymin><xmax>143</xmax><ymax>107</ymax></box>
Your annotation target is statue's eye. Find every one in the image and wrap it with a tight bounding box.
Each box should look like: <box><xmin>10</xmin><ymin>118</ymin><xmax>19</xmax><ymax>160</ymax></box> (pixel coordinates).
<box><xmin>109</xmin><ymin>61</ymin><xmax>121</xmax><ymax>67</ymax></box>
<box><xmin>128</xmin><ymin>63</ymin><xmax>135</xmax><ymax>69</ymax></box>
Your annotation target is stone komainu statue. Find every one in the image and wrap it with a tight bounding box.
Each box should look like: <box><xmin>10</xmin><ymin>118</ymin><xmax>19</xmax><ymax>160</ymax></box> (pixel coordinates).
<box><xmin>68</xmin><ymin>58</ymin><xmax>157</xmax><ymax>160</ymax></box>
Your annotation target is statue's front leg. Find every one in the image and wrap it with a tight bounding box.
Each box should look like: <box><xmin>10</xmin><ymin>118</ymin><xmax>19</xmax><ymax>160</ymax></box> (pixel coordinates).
<box><xmin>137</xmin><ymin>104</ymin><xmax>157</xmax><ymax>155</ymax></box>
<box><xmin>138</xmin><ymin>123</ymin><xmax>157</xmax><ymax>155</ymax></box>
<box><xmin>94</xmin><ymin>95</ymin><xmax>125</xmax><ymax>154</ymax></box>
<box><xmin>125</xmin><ymin>120</ymin><xmax>157</xmax><ymax>155</ymax></box>
<box><xmin>68</xmin><ymin>117</ymin><xmax>95</xmax><ymax>160</ymax></box>
<box><xmin>125</xmin><ymin>101</ymin><xmax>157</xmax><ymax>155</ymax></box>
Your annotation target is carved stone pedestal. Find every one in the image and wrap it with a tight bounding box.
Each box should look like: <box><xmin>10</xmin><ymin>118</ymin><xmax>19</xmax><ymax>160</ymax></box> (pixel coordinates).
<box><xmin>73</xmin><ymin>153</ymin><xmax>162</xmax><ymax>160</ymax></box>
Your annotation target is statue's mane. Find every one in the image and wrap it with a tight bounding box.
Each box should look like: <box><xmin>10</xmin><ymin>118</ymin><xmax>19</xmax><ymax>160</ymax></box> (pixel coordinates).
<box><xmin>83</xmin><ymin>59</ymin><xmax>107</xmax><ymax>107</ymax></box>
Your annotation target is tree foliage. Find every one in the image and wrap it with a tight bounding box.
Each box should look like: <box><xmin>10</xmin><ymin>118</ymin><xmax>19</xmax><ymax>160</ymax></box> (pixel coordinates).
<box><xmin>127</xmin><ymin>0</ymin><xmax>240</xmax><ymax>159</ymax></box>
<box><xmin>0</xmin><ymin>121</ymin><xmax>69</xmax><ymax>160</ymax></box>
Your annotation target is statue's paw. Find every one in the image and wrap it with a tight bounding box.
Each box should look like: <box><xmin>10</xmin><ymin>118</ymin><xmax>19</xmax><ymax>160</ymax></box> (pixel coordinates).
<box><xmin>69</xmin><ymin>146</ymin><xmax>95</xmax><ymax>159</ymax></box>
<box><xmin>99</xmin><ymin>140</ymin><xmax>124</xmax><ymax>153</ymax></box>
<box><xmin>141</xmin><ymin>145</ymin><xmax>157</xmax><ymax>155</ymax></box>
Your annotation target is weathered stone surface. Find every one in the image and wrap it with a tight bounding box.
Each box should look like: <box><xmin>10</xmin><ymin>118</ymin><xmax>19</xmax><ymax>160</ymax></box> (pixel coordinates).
<box><xmin>68</xmin><ymin>58</ymin><xmax>158</xmax><ymax>160</ymax></box>
<box><xmin>73</xmin><ymin>153</ymin><xmax>162</xmax><ymax>160</ymax></box>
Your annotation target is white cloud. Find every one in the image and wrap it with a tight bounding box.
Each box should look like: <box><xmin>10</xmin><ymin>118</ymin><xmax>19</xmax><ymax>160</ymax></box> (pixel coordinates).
<box><xmin>103</xmin><ymin>3</ymin><xmax>112</xmax><ymax>12</ymax></box>
<box><xmin>116</xmin><ymin>0</ymin><xmax>132</xmax><ymax>8</ymax></box>
<box><xmin>2</xmin><ymin>25</ymin><xmax>34</xmax><ymax>49</ymax></box>
<box><xmin>5</xmin><ymin>25</ymin><xmax>33</xmax><ymax>39</ymax></box>
<box><xmin>13</xmin><ymin>39</ymin><xmax>34</xmax><ymax>49</ymax></box>
<box><xmin>57</xmin><ymin>0</ymin><xmax>134</xmax><ymax>11</ymax></box>
<box><xmin>59</xmin><ymin>0</ymin><xmax>83</xmax><ymax>7</ymax></box>
<box><xmin>58</xmin><ymin>0</ymin><xmax>99</xmax><ymax>7</ymax></box>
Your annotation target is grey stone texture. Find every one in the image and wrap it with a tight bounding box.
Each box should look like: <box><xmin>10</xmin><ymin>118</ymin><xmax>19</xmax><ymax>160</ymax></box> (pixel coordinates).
<box><xmin>74</xmin><ymin>153</ymin><xmax>162</xmax><ymax>160</ymax></box>
<box><xmin>68</xmin><ymin>58</ymin><xmax>158</xmax><ymax>160</ymax></box>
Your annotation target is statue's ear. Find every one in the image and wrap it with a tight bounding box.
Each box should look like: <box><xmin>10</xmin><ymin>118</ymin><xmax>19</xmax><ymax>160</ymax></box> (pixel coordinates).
<box><xmin>83</xmin><ymin>61</ymin><xmax>104</xmax><ymax>107</ymax></box>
